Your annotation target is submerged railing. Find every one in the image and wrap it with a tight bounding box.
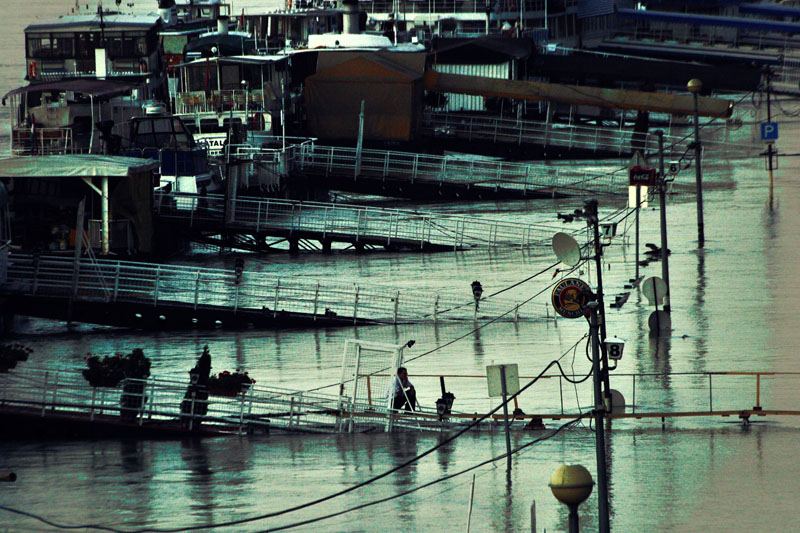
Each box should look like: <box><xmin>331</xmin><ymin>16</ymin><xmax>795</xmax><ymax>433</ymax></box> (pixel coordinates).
<box><xmin>386</xmin><ymin>370</ymin><xmax>800</xmax><ymax>420</ymax></box>
<box><xmin>3</xmin><ymin>367</ymin><xmax>798</xmax><ymax>436</ymax></box>
<box><xmin>155</xmin><ymin>192</ymin><xmax>566</xmax><ymax>250</ymax></box>
<box><xmin>0</xmin><ymin>367</ymin><xmax>441</xmax><ymax>434</ymax></box>
<box><xmin>0</xmin><ymin>253</ymin><xmax>544</xmax><ymax>324</ymax></box>
<box><xmin>422</xmin><ymin>111</ymin><xmax>762</xmax><ymax>159</ymax></box>
<box><xmin>298</xmin><ymin>144</ymin><xmax>627</xmax><ymax>196</ymax></box>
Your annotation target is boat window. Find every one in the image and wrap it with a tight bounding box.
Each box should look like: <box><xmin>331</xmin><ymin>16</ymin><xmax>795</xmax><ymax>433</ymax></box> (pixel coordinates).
<box><xmin>221</xmin><ymin>65</ymin><xmax>241</xmax><ymax>90</ymax></box>
<box><xmin>162</xmin><ymin>35</ymin><xmax>188</xmax><ymax>55</ymax></box>
<box><xmin>26</xmin><ymin>33</ymin><xmax>53</xmax><ymax>58</ymax></box>
<box><xmin>152</xmin><ymin>118</ymin><xmax>174</xmax><ymax>147</ymax></box>
<box><xmin>74</xmin><ymin>32</ymin><xmax>99</xmax><ymax>59</ymax></box>
<box><xmin>200</xmin><ymin>118</ymin><xmax>220</xmax><ymax>132</ymax></box>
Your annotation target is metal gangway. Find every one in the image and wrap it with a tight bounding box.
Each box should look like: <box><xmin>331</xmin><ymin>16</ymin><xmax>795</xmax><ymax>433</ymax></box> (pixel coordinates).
<box><xmin>297</xmin><ymin>144</ymin><xmax>629</xmax><ymax>198</ymax></box>
<box><xmin>155</xmin><ymin>192</ymin><xmax>566</xmax><ymax>251</ymax></box>
<box><xmin>0</xmin><ymin>367</ymin><xmax>450</xmax><ymax>435</ymax></box>
<box><xmin>421</xmin><ymin>111</ymin><xmax>763</xmax><ymax>160</ymax></box>
<box><xmin>0</xmin><ymin>253</ymin><xmax>546</xmax><ymax>328</ymax></box>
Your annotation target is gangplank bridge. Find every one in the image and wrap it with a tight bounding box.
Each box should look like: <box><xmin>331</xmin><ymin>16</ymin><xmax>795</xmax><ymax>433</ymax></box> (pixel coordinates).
<box><xmin>293</xmin><ymin>144</ymin><xmax>630</xmax><ymax>200</ymax></box>
<box><xmin>2</xmin><ymin>365</ymin><xmax>799</xmax><ymax>438</ymax></box>
<box><xmin>156</xmin><ymin>192</ymin><xmax>567</xmax><ymax>252</ymax></box>
<box><xmin>0</xmin><ymin>253</ymin><xmax>546</xmax><ymax>328</ymax></box>
<box><xmin>421</xmin><ymin>111</ymin><xmax>763</xmax><ymax>160</ymax></box>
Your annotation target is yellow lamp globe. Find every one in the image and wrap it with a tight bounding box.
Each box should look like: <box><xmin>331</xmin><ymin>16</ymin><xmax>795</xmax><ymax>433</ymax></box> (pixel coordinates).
<box><xmin>549</xmin><ymin>464</ymin><xmax>594</xmax><ymax>506</ymax></box>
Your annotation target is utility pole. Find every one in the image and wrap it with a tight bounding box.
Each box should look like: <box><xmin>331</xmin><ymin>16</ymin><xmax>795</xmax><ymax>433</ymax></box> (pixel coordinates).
<box><xmin>656</xmin><ymin>131</ymin><xmax>671</xmax><ymax>313</ymax></box>
<box><xmin>588</xmin><ymin>301</ymin><xmax>610</xmax><ymax>533</ymax></box>
<box><xmin>584</xmin><ymin>199</ymin><xmax>611</xmax><ymax>403</ymax></box>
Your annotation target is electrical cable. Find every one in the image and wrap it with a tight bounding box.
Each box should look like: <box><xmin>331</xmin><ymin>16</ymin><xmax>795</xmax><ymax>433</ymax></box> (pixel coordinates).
<box><xmin>0</xmin><ymin>351</ymin><xmax>592</xmax><ymax>533</ymax></box>
<box><xmin>260</xmin><ymin>417</ymin><xmax>587</xmax><ymax>532</ymax></box>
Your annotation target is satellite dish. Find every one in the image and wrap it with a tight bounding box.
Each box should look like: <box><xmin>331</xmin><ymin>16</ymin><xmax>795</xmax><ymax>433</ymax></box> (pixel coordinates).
<box><xmin>552</xmin><ymin>232</ymin><xmax>581</xmax><ymax>267</ymax></box>
<box><xmin>642</xmin><ymin>276</ymin><xmax>668</xmax><ymax>305</ymax></box>
<box><xmin>648</xmin><ymin>310</ymin><xmax>672</xmax><ymax>332</ymax></box>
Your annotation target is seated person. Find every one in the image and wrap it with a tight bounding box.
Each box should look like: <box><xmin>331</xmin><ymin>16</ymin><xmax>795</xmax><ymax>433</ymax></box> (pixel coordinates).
<box><xmin>388</xmin><ymin>367</ymin><xmax>417</xmax><ymax>411</ymax></box>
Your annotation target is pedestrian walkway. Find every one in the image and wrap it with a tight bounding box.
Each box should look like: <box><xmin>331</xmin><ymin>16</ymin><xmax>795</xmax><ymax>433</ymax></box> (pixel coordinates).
<box><xmin>296</xmin><ymin>144</ymin><xmax>628</xmax><ymax>200</ymax></box>
<box><xmin>0</xmin><ymin>253</ymin><xmax>543</xmax><ymax>328</ymax></box>
<box><xmin>421</xmin><ymin>111</ymin><xmax>763</xmax><ymax>159</ymax></box>
<box><xmin>155</xmin><ymin>193</ymin><xmax>566</xmax><ymax>252</ymax></box>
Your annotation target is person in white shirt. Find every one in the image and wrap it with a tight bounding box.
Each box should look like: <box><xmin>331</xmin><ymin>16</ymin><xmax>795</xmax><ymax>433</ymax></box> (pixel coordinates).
<box><xmin>388</xmin><ymin>367</ymin><xmax>417</xmax><ymax>411</ymax></box>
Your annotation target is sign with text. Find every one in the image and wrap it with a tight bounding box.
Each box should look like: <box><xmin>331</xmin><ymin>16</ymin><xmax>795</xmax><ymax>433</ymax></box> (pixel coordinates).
<box><xmin>629</xmin><ymin>165</ymin><xmax>656</xmax><ymax>186</ymax></box>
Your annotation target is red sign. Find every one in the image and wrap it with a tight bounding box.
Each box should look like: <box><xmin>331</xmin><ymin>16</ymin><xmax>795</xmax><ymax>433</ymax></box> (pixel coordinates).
<box><xmin>629</xmin><ymin>166</ymin><xmax>656</xmax><ymax>186</ymax></box>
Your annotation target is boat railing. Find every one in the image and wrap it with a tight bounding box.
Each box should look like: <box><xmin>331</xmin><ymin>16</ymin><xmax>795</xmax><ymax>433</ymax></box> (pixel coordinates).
<box><xmin>1</xmin><ymin>252</ymin><xmax>544</xmax><ymax>323</ymax></box>
<box><xmin>175</xmin><ymin>90</ymin><xmax>266</xmax><ymax>115</ymax></box>
<box><xmin>357</xmin><ymin>0</ymin><xmax>552</xmax><ymax>16</ymax></box>
<box><xmin>11</xmin><ymin>126</ymin><xmax>73</xmax><ymax>156</ymax></box>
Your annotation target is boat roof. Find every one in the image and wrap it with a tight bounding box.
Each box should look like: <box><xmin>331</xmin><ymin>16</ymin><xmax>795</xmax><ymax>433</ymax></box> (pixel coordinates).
<box><xmin>25</xmin><ymin>14</ymin><xmax>161</xmax><ymax>33</ymax></box>
<box><xmin>0</xmin><ymin>155</ymin><xmax>159</xmax><ymax>179</ymax></box>
<box><xmin>307</xmin><ymin>33</ymin><xmax>394</xmax><ymax>49</ymax></box>
<box><xmin>739</xmin><ymin>2</ymin><xmax>800</xmax><ymax>18</ymax></box>
<box><xmin>616</xmin><ymin>8</ymin><xmax>800</xmax><ymax>34</ymax></box>
<box><xmin>178</xmin><ymin>54</ymin><xmax>289</xmax><ymax>67</ymax></box>
<box><xmin>4</xmin><ymin>79</ymin><xmax>142</xmax><ymax>100</ymax></box>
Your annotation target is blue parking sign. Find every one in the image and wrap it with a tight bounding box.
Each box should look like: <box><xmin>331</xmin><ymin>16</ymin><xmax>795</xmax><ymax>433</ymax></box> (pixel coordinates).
<box><xmin>761</xmin><ymin>122</ymin><xmax>779</xmax><ymax>141</ymax></box>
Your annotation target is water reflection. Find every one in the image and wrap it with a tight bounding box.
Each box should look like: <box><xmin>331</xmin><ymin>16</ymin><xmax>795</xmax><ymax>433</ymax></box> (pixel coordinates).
<box><xmin>691</xmin><ymin>250</ymin><xmax>709</xmax><ymax>366</ymax></box>
<box><xmin>472</xmin><ymin>326</ymin><xmax>485</xmax><ymax>364</ymax></box>
<box><xmin>180</xmin><ymin>439</ymin><xmax>214</xmax><ymax>522</ymax></box>
<box><xmin>388</xmin><ymin>432</ymin><xmax>419</xmax><ymax>522</ymax></box>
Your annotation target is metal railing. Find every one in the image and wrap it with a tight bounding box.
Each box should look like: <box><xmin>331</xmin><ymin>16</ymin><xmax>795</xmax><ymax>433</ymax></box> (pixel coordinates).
<box><xmin>1</xmin><ymin>253</ymin><xmax>544</xmax><ymax>323</ymax></box>
<box><xmin>155</xmin><ymin>192</ymin><xmax>566</xmax><ymax>250</ymax></box>
<box><xmin>5</xmin><ymin>367</ymin><xmax>796</xmax><ymax>436</ymax></box>
<box><xmin>174</xmin><ymin>90</ymin><xmax>267</xmax><ymax>115</ymax></box>
<box><xmin>298</xmin><ymin>144</ymin><xmax>628</xmax><ymax>197</ymax></box>
<box><xmin>11</xmin><ymin>127</ymin><xmax>73</xmax><ymax>156</ymax></box>
<box><xmin>0</xmin><ymin>367</ymin><xmax>442</xmax><ymax>434</ymax></box>
<box><xmin>359</xmin><ymin>370</ymin><xmax>800</xmax><ymax>420</ymax></box>
<box><xmin>422</xmin><ymin>111</ymin><xmax>762</xmax><ymax>159</ymax></box>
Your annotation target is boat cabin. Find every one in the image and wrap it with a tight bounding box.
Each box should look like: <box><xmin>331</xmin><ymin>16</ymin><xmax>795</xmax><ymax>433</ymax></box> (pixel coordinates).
<box><xmin>172</xmin><ymin>55</ymin><xmax>289</xmax><ymax>136</ymax></box>
<box><xmin>239</xmin><ymin>8</ymin><xmax>344</xmax><ymax>52</ymax></box>
<box><xmin>24</xmin><ymin>13</ymin><xmax>164</xmax><ymax>85</ymax></box>
<box><xmin>0</xmin><ymin>155</ymin><xmax>158</xmax><ymax>255</ymax></box>
<box><xmin>119</xmin><ymin>113</ymin><xmax>215</xmax><ymax>194</ymax></box>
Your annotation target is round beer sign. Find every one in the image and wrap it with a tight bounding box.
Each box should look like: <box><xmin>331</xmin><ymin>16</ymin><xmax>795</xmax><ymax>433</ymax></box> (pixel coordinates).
<box><xmin>551</xmin><ymin>278</ymin><xmax>593</xmax><ymax>319</ymax></box>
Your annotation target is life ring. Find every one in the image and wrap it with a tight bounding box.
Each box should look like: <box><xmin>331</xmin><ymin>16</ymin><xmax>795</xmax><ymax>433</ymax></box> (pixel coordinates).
<box><xmin>28</xmin><ymin>61</ymin><xmax>37</xmax><ymax>79</ymax></box>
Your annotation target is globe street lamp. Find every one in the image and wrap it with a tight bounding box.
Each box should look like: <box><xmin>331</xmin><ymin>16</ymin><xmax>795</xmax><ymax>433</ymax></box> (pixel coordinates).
<box><xmin>550</xmin><ymin>464</ymin><xmax>595</xmax><ymax>533</ymax></box>
<box><xmin>687</xmin><ymin>78</ymin><xmax>705</xmax><ymax>248</ymax></box>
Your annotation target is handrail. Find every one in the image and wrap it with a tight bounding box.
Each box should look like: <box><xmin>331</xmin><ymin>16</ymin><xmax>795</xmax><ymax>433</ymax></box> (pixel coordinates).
<box><xmin>422</xmin><ymin>111</ymin><xmax>762</xmax><ymax>159</ymax></box>
<box><xmin>154</xmin><ymin>192</ymin><xmax>567</xmax><ymax>250</ymax></box>
<box><xmin>358</xmin><ymin>370</ymin><xmax>800</xmax><ymax>416</ymax></box>
<box><xmin>1</xmin><ymin>253</ymin><xmax>547</xmax><ymax>323</ymax></box>
<box><xmin>297</xmin><ymin>144</ymin><xmax>627</xmax><ymax>197</ymax></box>
<box><xmin>0</xmin><ymin>366</ymin><xmax>445</xmax><ymax>434</ymax></box>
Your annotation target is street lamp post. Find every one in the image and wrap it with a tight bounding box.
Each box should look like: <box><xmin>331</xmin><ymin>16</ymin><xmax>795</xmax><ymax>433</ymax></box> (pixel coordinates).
<box><xmin>655</xmin><ymin>130</ymin><xmax>671</xmax><ymax>313</ymax></box>
<box><xmin>687</xmin><ymin>78</ymin><xmax>705</xmax><ymax>248</ymax></box>
<box><xmin>550</xmin><ymin>464</ymin><xmax>595</xmax><ymax>533</ymax></box>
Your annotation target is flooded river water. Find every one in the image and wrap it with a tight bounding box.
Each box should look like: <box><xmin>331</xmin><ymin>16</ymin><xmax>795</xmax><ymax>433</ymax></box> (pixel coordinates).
<box><xmin>3</xmin><ymin>1</ymin><xmax>800</xmax><ymax>532</ymax></box>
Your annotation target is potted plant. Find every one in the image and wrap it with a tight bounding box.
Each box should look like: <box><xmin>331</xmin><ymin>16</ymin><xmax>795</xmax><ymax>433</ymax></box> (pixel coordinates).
<box><xmin>82</xmin><ymin>348</ymin><xmax>151</xmax><ymax>420</ymax></box>
<box><xmin>207</xmin><ymin>370</ymin><xmax>255</xmax><ymax>397</ymax></box>
<box><xmin>0</xmin><ymin>343</ymin><xmax>32</xmax><ymax>373</ymax></box>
